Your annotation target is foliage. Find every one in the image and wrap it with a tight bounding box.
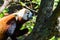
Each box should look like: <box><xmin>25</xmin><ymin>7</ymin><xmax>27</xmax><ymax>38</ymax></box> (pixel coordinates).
<box><xmin>32</xmin><ymin>0</ymin><xmax>41</xmax><ymax>5</ymax></box>
<box><xmin>0</xmin><ymin>8</ymin><xmax>9</xmax><ymax>18</ymax></box>
<box><xmin>20</xmin><ymin>16</ymin><xmax>37</xmax><ymax>33</ymax></box>
<box><xmin>53</xmin><ymin>0</ymin><xmax>59</xmax><ymax>10</ymax></box>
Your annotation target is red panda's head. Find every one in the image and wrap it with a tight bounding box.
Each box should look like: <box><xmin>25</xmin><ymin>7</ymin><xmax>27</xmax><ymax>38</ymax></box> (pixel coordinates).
<box><xmin>16</xmin><ymin>8</ymin><xmax>33</xmax><ymax>22</ymax></box>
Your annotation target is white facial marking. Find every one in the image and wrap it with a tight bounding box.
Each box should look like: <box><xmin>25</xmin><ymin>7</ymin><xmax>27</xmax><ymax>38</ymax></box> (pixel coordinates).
<box><xmin>16</xmin><ymin>8</ymin><xmax>26</xmax><ymax>17</ymax></box>
<box><xmin>28</xmin><ymin>11</ymin><xmax>32</xmax><ymax>18</ymax></box>
<box><xmin>23</xmin><ymin>9</ymin><xmax>33</xmax><ymax>20</ymax></box>
<box><xmin>23</xmin><ymin>13</ymin><xmax>28</xmax><ymax>20</ymax></box>
<box><xmin>16</xmin><ymin>8</ymin><xmax>32</xmax><ymax>20</ymax></box>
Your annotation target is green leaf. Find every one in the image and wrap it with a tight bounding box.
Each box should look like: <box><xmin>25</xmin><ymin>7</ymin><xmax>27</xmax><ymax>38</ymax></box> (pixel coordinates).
<box><xmin>3</xmin><ymin>8</ymin><xmax>9</xmax><ymax>13</ymax></box>
<box><xmin>49</xmin><ymin>36</ymin><xmax>55</xmax><ymax>40</ymax></box>
<box><xmin>0</xmin><ymin>13</ymin><xmax>4</xmax><ymax>18</ymax></box>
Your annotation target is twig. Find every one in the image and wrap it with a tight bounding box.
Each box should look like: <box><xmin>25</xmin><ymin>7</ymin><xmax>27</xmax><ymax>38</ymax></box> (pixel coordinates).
<box><xmin>0</xmin><ymin>0</ymin><xmax>12</xmax><ymax>13</ymax></box>
<box><xmin>20</xmin><ymin>2</ymin><xmax>38</xmax><ymax>15</ymax></box>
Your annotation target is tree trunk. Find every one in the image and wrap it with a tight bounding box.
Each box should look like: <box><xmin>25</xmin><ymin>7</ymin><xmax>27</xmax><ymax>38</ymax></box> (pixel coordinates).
<box><xmin>24</xmin><ymin>0</ymin><xmax>59</xmax><ymax>40</ymax></box>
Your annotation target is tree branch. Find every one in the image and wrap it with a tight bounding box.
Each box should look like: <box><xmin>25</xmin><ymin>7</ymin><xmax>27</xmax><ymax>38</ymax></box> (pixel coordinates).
<box><xmin>0</xmin><ymin>0</ymin><xmax>12</xmax><ymax>13</ymax></box>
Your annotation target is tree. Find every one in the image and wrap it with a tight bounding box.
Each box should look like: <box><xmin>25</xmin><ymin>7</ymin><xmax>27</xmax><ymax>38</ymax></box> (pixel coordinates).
<box><xmin>23</xmin><ymin>0</ymin><xmax>59</xmax><ymax>40</ymax></box>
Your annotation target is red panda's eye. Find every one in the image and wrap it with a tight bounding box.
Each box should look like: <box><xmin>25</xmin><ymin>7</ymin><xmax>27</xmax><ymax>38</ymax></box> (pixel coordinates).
<box><xmin>27</xmin><ymin>13</ymin><xmax>29</xmax><ymax>14</ymax></box>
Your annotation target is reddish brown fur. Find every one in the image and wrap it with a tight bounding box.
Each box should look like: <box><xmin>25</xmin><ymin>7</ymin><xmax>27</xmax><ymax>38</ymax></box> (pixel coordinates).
<box><xmin>0</xmin><ymin>13</ymin><xmax>23</xmax><ymax>40</ymax></box>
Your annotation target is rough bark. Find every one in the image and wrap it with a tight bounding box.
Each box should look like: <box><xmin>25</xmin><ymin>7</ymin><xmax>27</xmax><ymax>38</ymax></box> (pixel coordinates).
<box><xmin>24</xmin><ymin>0</ymin><xmax>59</xmax><ymax>40</ymax></box>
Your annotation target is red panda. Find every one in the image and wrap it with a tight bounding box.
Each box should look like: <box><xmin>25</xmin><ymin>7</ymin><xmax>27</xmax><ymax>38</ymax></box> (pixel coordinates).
<box><xmin>6</xmin><ymin>8</ymin><xmax>33</xmax><ymax>40</ymax></box>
